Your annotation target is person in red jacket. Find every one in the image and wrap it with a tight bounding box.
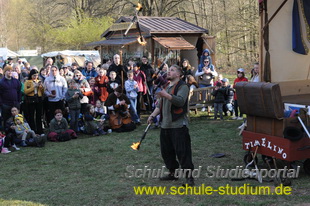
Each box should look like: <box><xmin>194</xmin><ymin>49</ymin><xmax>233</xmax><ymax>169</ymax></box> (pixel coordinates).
<box><xmin>95</xmin><ymin>68</ymin><xmax>109</xmax><ymax>105</ymax></box>
<box><xmin>232</xmin><ymin>68</ymin><xmax>248</xmax><ymax>120</ymax></box>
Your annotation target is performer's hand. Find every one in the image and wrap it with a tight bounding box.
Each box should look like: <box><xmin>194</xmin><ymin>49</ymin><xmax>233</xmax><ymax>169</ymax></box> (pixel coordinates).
<box><xmin>157</xmin><ymin>88</ymin><xmax>172</xmax><ymax>100</ymax></box>
<box><xmin>147</xmin><ymin>115</ymin><xmax>154</xmax><ymax>124</ymax></box>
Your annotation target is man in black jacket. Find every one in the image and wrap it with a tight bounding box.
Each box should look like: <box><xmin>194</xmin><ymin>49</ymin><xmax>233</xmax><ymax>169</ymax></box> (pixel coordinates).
<box><xmin>107</xmin><ymin>54</ymin><xmax>128</xmax><ymax>88</ymax></box>
<box><xmin>139</xmin><ymin>56</ymin><xmax>154</xmax><ymax>111</ymax></box>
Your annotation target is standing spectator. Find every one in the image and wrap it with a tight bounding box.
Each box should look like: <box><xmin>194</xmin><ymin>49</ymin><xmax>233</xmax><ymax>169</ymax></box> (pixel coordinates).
<box><xmin>74</xmin><ymin>70</ymin><xmax>91</xmax><ymax>113</ymax></box>
<box><xmin>222</xmin><ymin>78</ymin><xmax>234</xmax><ymax>116</ymax></box>
<box><xmin>133</xmin><ymin>64</ymin><xmax>147</xmax><ymax>116</ymax></box>
<box><xmin>212</xmin><ymin>82</ymin><xmax>226</xmax><ymax>120</ymax></box>
<box><xmin>250</xmin><ymin>62</ymin><xmax>260</xmax><ymax>82</ymax></box>
<box><xmin>88</xmin><ymin>77</ymin><xmax>99</xmax><ymax>105</ymax></box>
<box><xmin>107</xmin><ymin>54</ymin><xmax>128</xmax><ymax>88</ymax></box>
<box><xmin>195</xmin><ymin>58</ymin><xmax>217</xmax><ymax>112</ymax></box>
<box><xmin>95</xmin><ymin>68</ymin><xmax>109</xmax><ymax>104</ymax></box>
<box><xmin>3</xmin><ymin>57</ymin><xmax>14</xmax><ymax>68</ymax></box>
<box><xmin>71</xmin><ymin>62</ymin><xmax>80</xmax><ymax>73</ymax></box>
<box><xmin>63</xmin><ymin>64</ymin><xmax>74</xmax><ymax>81</ymax></box>
<box><xmin>17</xmin><ymin>58</ymin><xmax>24</xmax><ymax>68</ymax></box>
<box><xmin>195</xmin><ymin>58</ymin><xmax>217</xmax><ymax>88</ymax></box>
<box><xmin>0</xmin><ymin>68</ymin><xmax>3</xmax><ymax>79</ymax></box>
<box><xmin>24</xmin><ymin>69</ymin><xmax>45</xmax><ymax>134</ymax></box>
<box><xmin>107</xmin><ymin>71</ymin><xmax>121</xmax><ymax>94</ymax></box>
<box><xmin>82</xmin><ymin>61</ymin><xmax>98</xmax><ymax>80</ymax></box>
<box><xmin>43</xmin><ymin>65</ymin><xmax>68</xmax><ymax>124</ymax></box>
<box><xmin>125</xmin><ymin>70</ymin><xmax>140</xmax><ymax>124</ymax></box>
<box><xmin>198</xmin><ymin>49</ymin><xmax>212</xmax><ymax>68</ymax></box>
<box><xmin>22</xmin><ymin>62</ymin><xmax>31</xmax><ymax>75</ymax></box>
<box><xmin>181</xmin><ymin>59</ymin><xmax>193</xmax><ymax>82</ymax></box>
<box><xmin>45</xmin><ymin>57</ymin><xmax>54</xmax><ymax>66</ymax></box>
<box><xmin>139</xmin><ymin>56</ymin><xmax>154</xmax><ymax>111</ymax></box>
<box><xmin>13</xmin><ymin>64</ymin><xmax>25</xmax><ymax>83</ymax></box>
<box><xmin>232</xmin><ymin>68</ymin><xmax>248</xmax><ymax>120</ymax></box>
<box><xmin>0</xmin><ymin>66</ymin><xmax>22</xmax><ymax>129</ymax></box>
<box><xmin>66</xmin><ymin>79</ymin><xmax>83</xmax><ymax>133</ymax></box>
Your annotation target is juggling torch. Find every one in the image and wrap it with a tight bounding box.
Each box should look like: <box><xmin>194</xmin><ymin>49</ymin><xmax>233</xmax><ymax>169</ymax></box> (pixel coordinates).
<box><xmin>131</xmin><ymin>124</ymin><xmax>151</xmax><ymax>150</ymax></box>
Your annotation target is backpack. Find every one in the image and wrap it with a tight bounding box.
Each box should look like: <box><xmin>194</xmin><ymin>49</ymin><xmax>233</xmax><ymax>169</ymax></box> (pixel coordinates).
<box><xmin>57</xmin><ymin>133</ymin><xmax>71</xmax><ymax>142</ymax></box>
<box><xmin>26</xmin><ymin>134</ymin><xmax>47</xmax><ymax>147</ymax></box>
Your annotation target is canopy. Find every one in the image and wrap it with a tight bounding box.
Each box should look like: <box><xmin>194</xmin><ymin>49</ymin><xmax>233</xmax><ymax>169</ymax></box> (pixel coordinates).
<box><xmin>41</xmin><ymin>50</ymin><xmax>99</xmax><ymax>58</ymax></box>
<box><xmin>0</xmin><ymin>48</ymin><xmax>19</xmax><ymax>59</ymax></box>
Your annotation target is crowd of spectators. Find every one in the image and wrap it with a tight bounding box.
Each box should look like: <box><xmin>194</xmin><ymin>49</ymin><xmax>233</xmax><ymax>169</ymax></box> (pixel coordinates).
<box><xmin>0</xmin><ymin>55</ymin><xmax>259</xmax><ymax>154</ymax></box>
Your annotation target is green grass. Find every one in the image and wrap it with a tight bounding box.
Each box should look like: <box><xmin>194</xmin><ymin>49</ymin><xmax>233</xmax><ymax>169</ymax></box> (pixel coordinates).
<box><xmin>0</xmin><ymin>113</ymin><xmax>309</xmax><ymax>206</ymax></box>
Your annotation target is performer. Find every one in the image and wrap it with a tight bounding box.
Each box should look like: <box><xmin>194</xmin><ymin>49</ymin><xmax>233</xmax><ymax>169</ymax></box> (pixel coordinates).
<box><xmin>147</xmin><ymin>65</ymin><xmax>194</xmax><ymax>186</ymax></box>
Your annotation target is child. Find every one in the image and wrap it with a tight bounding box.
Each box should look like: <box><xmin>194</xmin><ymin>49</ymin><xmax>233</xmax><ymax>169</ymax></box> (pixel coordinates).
<box><xmin>66</xmin><ymin>79</ymin><xmax>83</xmax><ymax>133</ymax></box>
<box><xmin>232</xmin><ymin>68</ymin><xmax>248</xmax><ymax>120</ymax></box>
<box><xmin>107</xmin><ymin>71</ymin><xmax>121</xmax><ymax>94</ymax></box>
<box><xmin>211</xmin><ymin>82</ymin><xmax>226</xmax><ymax>120</ymax></box>
<box><xmin>95</xmin><ymin>68</ymin><xmax>109</xmax><ymax>109</ymax></box>
<box><xmin>222</xmin><ymin>78</ymin><xmax>234</xmax><ymax>116</ymax></box>
<box><xmin>199</xmin><ymin>49</ymin><xmax>212</xmax><ymax>68</ymax></box>
<box><xmin>84</xmin><ymin>104</ymin><xmax>106</xmax><ymax>136</ymax></box>
<box><xmin>125</xmin><ymin>70</ymin><xmax>140</xmax><ymax>124</ymax></box>
<box><xmin>48</xmin><ymin>109</ymin><xmax>77</xmax><ymax>141</ymax></box>
<box><xmin>94</xmin><ymin>100</ymin><xmax>107</xmax><ymax>119</ymax></box>
<box><xmin>88</xmin><ymin>77</ymin><xmax>99</xmax><ymax>105</ymax></box>
<box><xmin>14</xmin><ymin>114</ymin><xmax>37</xmax><ymax>146</ymax></box>
<box><xmin>214</xmin><ymin>74</ymin><xmax>223</xmax><ymax>87</ymax></box>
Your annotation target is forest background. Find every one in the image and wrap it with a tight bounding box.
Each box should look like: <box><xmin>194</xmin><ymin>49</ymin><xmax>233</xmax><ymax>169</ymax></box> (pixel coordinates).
<box><xmin>0</xmin><ymin>0</ymin><xmax>259</xmax><ymax>71</ymax></box>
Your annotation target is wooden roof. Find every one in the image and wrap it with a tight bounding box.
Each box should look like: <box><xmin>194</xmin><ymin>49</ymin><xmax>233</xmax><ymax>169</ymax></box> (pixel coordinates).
<box><xmin>153</xmin><ymin>37</ymin><xmax>195</xmax><ymax>50</ymax></box>
<box><xmin>101</xmin><ymin>16</ymin><xmax>208</xmax><ymax>38</ymax></box>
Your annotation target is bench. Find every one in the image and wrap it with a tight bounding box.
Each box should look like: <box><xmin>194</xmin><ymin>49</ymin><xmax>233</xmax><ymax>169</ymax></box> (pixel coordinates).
<box><xmin>188</xmin><ymin>87</ymin><xmax>215</xmax><ymax>115</ymax></box>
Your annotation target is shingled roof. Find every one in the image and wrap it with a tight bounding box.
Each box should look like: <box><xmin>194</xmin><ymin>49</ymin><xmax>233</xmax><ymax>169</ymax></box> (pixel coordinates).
<box><xmin>101</xmin><ymin>16</ymin><xmax>208</xmax><ymax>38</ymax></box>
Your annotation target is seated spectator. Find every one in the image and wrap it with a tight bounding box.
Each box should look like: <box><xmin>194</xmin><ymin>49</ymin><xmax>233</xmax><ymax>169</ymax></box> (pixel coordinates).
<box><xmin>14</xmin><ymin>114</ymin><xmax>37</xmax><ymax>147</ymax></box>
<box><xmin>105</xmin><ymin>86</ymin><xmax>136</xmax><ymax>132</ymax></box>
<box><xmin>48</xmin><ymin>109</ymin><xmax>77</xmax><ymax>142</ymax></box>
<box><xmin>66</xmin><ymin>79</ymin><xmax>83</xmax><ymax>133</ymax></box>
<box><xmin>2</xmin><ymin>107</ymin><xmax>21</xmax><ymax>152</ymax></box>
<box><xmin>84</xmin><ymin>104</ymin><xmax>106</xmax><ymax>136</ymax></box>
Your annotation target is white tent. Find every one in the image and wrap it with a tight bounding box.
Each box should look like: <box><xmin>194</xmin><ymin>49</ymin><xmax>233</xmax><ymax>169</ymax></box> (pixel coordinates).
<box><xmin>41</xmin><ymin>50</ymin><xmax>100</xmax><ymax>67</ymax></box>
<box><xmin>0</xmin><ymin>48</ymin><xmax>19</xmax><ymax>60</ymax></box>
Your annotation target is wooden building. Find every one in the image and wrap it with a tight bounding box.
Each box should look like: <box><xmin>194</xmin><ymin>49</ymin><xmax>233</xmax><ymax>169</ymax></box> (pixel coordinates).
<box><xmin>87</xmin><ymin>16</ymin><xmax>215</xmax><ymax>70</ymax></box>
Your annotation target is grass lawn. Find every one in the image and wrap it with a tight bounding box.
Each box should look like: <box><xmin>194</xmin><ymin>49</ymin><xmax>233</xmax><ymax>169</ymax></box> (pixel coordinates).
<box><xmin>0</xmin><ymin>113</ymin><xmax>309</xmax><ymax>206</ymax></box>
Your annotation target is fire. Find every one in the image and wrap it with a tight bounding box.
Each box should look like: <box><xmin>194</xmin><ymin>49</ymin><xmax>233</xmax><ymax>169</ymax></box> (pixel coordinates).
<box><xmin>137</xmin><ymin>36</ymin><xmax>147</xmax><ymax>46</ymax></box>
<box><xmin>136</xmin><ymin>3</ymin><xmax>143</xmax><ymax>11</ymax></box>
<box><xmin>131</xmin><ymin>141</ymin><xmax>141</xmax><ymax>150</ymax></box>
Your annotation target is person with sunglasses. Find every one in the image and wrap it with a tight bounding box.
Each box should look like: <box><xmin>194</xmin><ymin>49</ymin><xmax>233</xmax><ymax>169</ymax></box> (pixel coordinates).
<box><xmin>195</xmin><ymin>58</ymin><xmax>217</xmax><ymax>112</ymax></box>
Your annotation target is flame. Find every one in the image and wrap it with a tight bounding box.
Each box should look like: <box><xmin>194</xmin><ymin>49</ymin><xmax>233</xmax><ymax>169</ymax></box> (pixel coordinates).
<box><xmin>131</xmin><ymin>141</ymin><xmax>141</xmax><ymax>150</ymax></box>
<box><xmin>136</xmin><ymin>3</ymin><xmax>143</xmax><ymax>11</ymax></box>
<box><xmin>137</xmin><ymin>36</ymin><xmax>147</xmax><ymax>46</ymax></box>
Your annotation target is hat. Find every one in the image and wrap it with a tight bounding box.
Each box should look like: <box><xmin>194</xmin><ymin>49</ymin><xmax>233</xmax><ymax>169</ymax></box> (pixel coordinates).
<box><xmin>7</xmin><ymin>57</ymin><xmax>13</xmax><ymax>60</ymax></box>
<box><xmin>237</xmin><ymin>68</ymin><xmax>245</xmax><ymax>73</ymax></box>
<box><xmin>3</xmin><ymin>65</ymin><xmax>13</xmax><ymax>74</ymax></box>
<box><xmin>222</xmin><ymin>78</ymin><xmax>229</xmax><ymax>83</ymax></box>
<box><xmin>28</xmin><ymin>69</ymin><xmax>39</xmax><ymax>79</ymax></box>
<box><xmin>15</xmin><ymin>114</ymin><xmax>24</xmax><ymax>124</ymax></box>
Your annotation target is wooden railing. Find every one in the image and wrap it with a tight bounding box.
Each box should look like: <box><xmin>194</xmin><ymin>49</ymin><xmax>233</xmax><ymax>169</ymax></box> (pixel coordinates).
<box><xmin>188</xmin><ymin>87</ymin><xmax>215</xmax><ymax>115</ymax></box>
